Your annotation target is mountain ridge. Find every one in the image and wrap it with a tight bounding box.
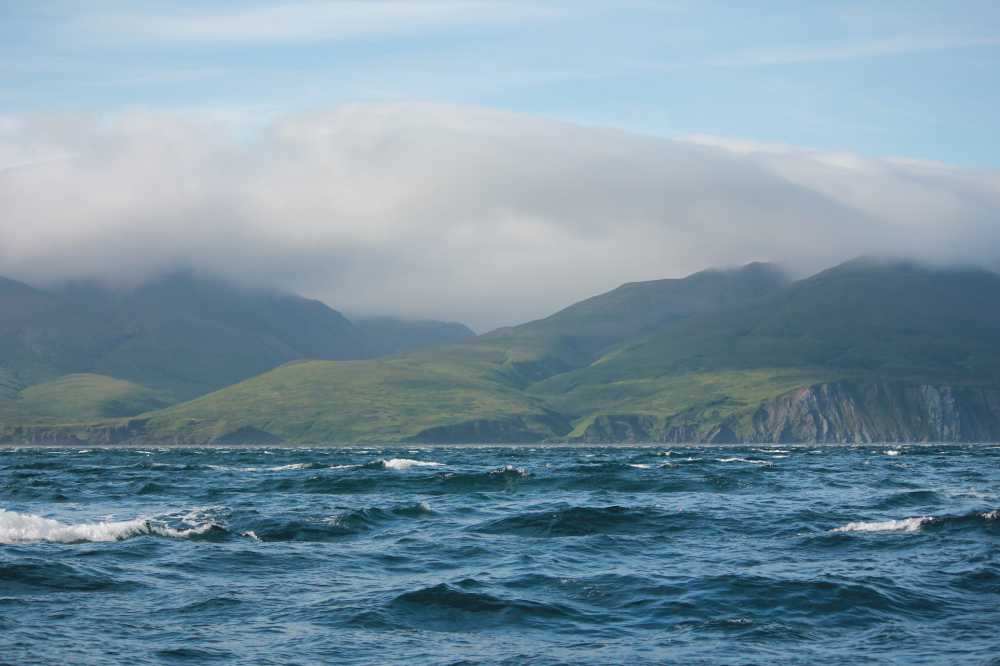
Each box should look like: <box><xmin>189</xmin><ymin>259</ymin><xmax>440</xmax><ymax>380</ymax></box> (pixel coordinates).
<box><xmin>2</xmin><ymin>258</ymin><xmax>998</xmax><ymax>444</ymax></box>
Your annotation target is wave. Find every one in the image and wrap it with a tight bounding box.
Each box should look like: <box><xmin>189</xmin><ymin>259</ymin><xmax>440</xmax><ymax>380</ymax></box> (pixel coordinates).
<box><xmin>716</xmin><ymin>457</ymin><xmax>773</xmax><ymax>466</ymax></box>
<box><xmin>246</xmin><ymin>502</ymin><xmax>434</xmax><ymax>542</ymax></box>
<box><xmin>388</xmin><ymin>583</ymin><xmax>584</xmax><ymax>627</ymax></box>
<box><xmin>209</xmin><ymin>462</ymin><xmax>356</xmax><ymax>472</ymax></box>
<box><xmin>0</xmin><ymin>508</ymin><xmax>223</xmax><ymax>544</ymax></box>
<box><xmin>267</xmin><ymin>462</ymin><xmax>326</xmax><ymax>471</ymax></box>
<box><xmin>874</xmin><ymin>489</ymin><xmax>941</xmax><ymax>509</ymax></box>
<box><xmin>0</xmin><ymin>561</ymin><xmax>141</xmax><ymax>592</ymax></box>
<box><xmin>472</xmin><ymin>505</ymin><xmax>689</xmax><ymax>537</ymax></box>
<box><xmin>366</xmin><ymin>458</ymin><xmax>444</xmax><ymax>471</ymax></box>
<box><xmin>832</xmin><ymin>509</ymin><xmax>998</xmax><ymax>534</ymax></box>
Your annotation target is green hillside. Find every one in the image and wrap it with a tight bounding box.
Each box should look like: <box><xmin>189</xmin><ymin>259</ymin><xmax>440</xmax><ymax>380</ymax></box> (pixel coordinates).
<box><xmin>0</xmin><ymin>373</ymin><xmax>170</xmax><ymax>423</ymax></box>
<box><xmin>0</xmin><ymin>273</ymin><xmax>476</xmax><ymax>410</ymax></box>
<box><xmin>351</xmin><ymin>317</ymin><xmax>475</xmax><ymax>357</ymax></box>
<box><xmin>136</xmin><ymin>263</ymin><xmax>793</xmax><ymax>442</ymax></box>
<box><xmin>4</xmin><ymin>259</ymin><xmax>999</xmax><ymax>444</ymax></box>
<box><xmin>0</xmin><ymin>277</ymin><xmax>116</xmax><ymax>387</ymax></box>
<box><xmin>463</xmin><ymin>262</ymin><xmax>788</xmax><ymax>386</ymax></box>
<box><xmin>527</xmin><ymin>259</ymin><xmax>1000</xmax><ymax>440</ymax></box>
<box><xmin>537</xmin><ymin>259</ymin><xmax>1000</xmax><ymax>395</ymax></box>
<box><xmin>147</xmin><ymin>358</ymin><xmax>566</xmax><ymax>444</ymax></box>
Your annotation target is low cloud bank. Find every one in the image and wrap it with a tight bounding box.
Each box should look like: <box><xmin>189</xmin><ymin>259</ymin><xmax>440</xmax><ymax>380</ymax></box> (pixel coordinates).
<box><xmin>2</xmin><ymin>104</ymin><xmax>998</xmax><ymax>330</ymax></box>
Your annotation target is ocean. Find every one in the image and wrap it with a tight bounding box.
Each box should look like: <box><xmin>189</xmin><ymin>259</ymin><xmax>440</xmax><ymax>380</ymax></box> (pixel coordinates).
<box><xmin>1</xmin><ymin>445</ymin><xmax>997</xmax><ymax>665</ymax></box>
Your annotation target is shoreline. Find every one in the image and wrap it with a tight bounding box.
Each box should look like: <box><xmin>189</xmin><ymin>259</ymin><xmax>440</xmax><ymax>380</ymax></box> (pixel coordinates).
<box><xmin>1</xmin><ymin>441</ymin><xmax>996</xmax><ymax>450</ymax></box>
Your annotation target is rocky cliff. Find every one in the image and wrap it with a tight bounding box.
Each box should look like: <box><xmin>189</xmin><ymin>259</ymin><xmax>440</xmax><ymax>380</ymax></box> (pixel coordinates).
<box><xmin>745</xmin><ymin>381</ymin><xmax>1000</xmax><ymax>443</ymax></box>
<box><xmin>575</xmin><ymin>381</ymin><xmax>1000</xmax><ymax>444</ymax></box>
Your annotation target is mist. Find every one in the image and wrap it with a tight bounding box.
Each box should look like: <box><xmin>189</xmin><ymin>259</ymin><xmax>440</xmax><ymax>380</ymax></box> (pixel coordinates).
<box><xmin>2</xmin><ymin>103</ymin><xmax>998</xmax><ymax>331</ymax></box>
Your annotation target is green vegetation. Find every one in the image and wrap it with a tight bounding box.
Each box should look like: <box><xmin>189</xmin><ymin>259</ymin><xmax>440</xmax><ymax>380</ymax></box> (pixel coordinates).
<box><xmin>0</xmin><ymin>273</ymin><xmax>474</xmax><ymax>404</ymax></box>
<box><xmin>351</xmin><ymin>317</ymin><xmax>475</xmax><ymax>357</ymax></box>
<box><xmin>0</xmin><ymin>373</ymin><xmax>170</xmax><ymax>423</ymax></box>
<box><xmin>147</xmin><ymin>358</ymin><xmax>563</xmax><ymax>443</ymax></box>
<box><xmin>3</xmin><ymin>259</ymin><xmax>1000</xmax><ymax>443</ymax></box>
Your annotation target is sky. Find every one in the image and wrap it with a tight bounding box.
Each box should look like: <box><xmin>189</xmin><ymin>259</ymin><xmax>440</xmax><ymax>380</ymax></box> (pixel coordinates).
<box><xmin>2</xmin><ymin>1</ymin><xmax>1000</xmax><ymax>330</ymax></box>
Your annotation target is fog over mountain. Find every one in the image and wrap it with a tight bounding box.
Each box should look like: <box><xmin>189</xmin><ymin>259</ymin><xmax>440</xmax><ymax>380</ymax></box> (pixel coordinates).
<box><xmin>2</xmin><ymin>103</ymin><xmax>998</xmax><ymax>331</ymax></box>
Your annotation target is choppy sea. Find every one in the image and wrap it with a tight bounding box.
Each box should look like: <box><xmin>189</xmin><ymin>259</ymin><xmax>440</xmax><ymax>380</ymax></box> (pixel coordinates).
<box><xmin>1</xmin><ymin>445</ymin><xmax>998</xmax><ymax>665</ymax></box>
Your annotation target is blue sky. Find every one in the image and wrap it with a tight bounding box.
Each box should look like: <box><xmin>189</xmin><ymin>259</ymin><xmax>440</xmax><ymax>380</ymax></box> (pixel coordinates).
<box><xmin>4</xmin><ymin>0</ymin><xmax>999</xmax><ymax>166</ymax></box>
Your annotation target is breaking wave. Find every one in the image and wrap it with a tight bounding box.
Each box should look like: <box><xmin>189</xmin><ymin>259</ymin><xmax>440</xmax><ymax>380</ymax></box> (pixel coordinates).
<box><xmin>366</xmin><ymin>458</ymin><xmax>444</xmax><ymax>470</ymax></box>
<box><xmin>0</xmin><ymin>508</ymin><xmax>223</xmax><ymax>544</ymax></box>
<box><xmin>832</xmin><ymin>510</ymin><xmax>999</xmax><ymax>534</ymax></box>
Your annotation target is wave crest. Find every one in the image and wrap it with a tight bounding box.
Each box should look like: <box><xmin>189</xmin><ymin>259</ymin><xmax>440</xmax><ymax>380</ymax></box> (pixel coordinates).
<box><xmin>367</xmin><ymin>458</ymin><xmax>444</xmax><ymax>471</ymax></box>
<box><xmin>833</xmin><ymin>510</ymin><xmax>998</xmax><ymax>534</ymax></box>
<box><xmin>0</xmin><ymin>508</ymin><xmax>223</xmax><ymax>544</ymax></box>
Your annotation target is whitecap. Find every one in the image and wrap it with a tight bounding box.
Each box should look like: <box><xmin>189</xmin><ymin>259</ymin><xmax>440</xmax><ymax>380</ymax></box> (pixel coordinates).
<box><xmin>628</xmin><ymin>463</ymin><xmax>652</xmax><ymax>469</ymax></box>
<box><xmin>378</xmin><ymin>458</ymin><xmax>443</xmax><ymax>470</ymax></box>
<box><xmin>0</xmin><ymin>508</ymin><xmax>219</xmax><ymax>544</ymax></box>
<box><xmin>832</xmin><ymin>516</ymin><xmax>931</xmax><ymax>533</ymax></box>
<box><xmin>884</xmin><ymin>450</ymin><xmax>901</xmax><ymax>456</ymax></box>
<box><xmin>716</xmin><ymin>457</ymin><xmax>772</xmax><ymax>466</ymax></box>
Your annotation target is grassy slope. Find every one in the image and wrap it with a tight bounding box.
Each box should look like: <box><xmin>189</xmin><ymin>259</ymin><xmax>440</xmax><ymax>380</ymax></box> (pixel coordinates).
<box><xmin>147</xmin><ymin>357</ymin><xmax>558</xmax><ymax>442</ymax></box>
<box><xmin>1</xmin><ymin>274</ymin><xmax>482</xmax><ymax>408</ymax></box>
<box><xmin>550</xmin><ymin>260</ymin><xmax>1000</xmax><ymax>384</ymax></box>
<box><xmin>10</xmin><ymin>259</ymin><xmax>995</xmax><ymax>443</ymax></box>
<box><xmin>140</xmin><ymin>264</ymin><xmax>790</xmax><ymax>442</ymax></box>
<box><xmin>64</xmin><ymin>274</ymin><xmax>368</xmax><ymax>401</ymax></box>
<box><xmin>551</xmin><ymin>368</ymin><xmax>841</xmax><ymax>436</ymax></box>
<box><xmin>530</xmin><ymin>260</ymin><xmax>1000</xmax><ymax>435</ymax></box>
<box><xmin>0</xmin><ymin>373</ymin><xmax>170</xmax><ymax>424</ymax></box>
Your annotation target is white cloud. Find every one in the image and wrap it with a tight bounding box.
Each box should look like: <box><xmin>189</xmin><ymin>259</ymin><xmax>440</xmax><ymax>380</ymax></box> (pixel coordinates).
<box><xmin>92</xmin><ymin>1</ymin><xmax>559</xmax><ymax>44</ymax></box>
<box><xmin>1</xmin><ymin>104</ymin><xmax>998</xmax><ymax>330</ymax></box>
<box><xmin>705</xmin><ymin>34</ymin><xmax>1000</xmax><ymax>67</ymax></box>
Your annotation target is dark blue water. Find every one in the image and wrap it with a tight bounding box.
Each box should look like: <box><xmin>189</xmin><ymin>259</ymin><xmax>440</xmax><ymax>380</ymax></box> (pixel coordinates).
<box><xmin>1</xmin><ymin>445</ymin><xmax>997</xmax><ymax>665</ymax></box>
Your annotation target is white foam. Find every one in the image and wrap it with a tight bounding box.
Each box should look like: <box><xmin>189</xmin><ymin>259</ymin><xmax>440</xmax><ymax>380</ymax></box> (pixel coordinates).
<box><xmin>832</xmin><ymin>516</ymin><xmax>931</xmax><ymax>533</ymax></box>
<box><xmin>884</xmin><ymin>449</ymin><xmax>901</xmax><ymax>456</ymax></box>
<box><xmin>628</xmin><ymin>463</ymin><xmax>652</xmax><ymax>469</ymax></box>
<box><xmin>378</xmin><ymin>458</ymin><xmax>443</xmax><ymax>470</ymax></box>
<box><xmin>268</xmin><ymin>463</ymin><xmax>313</xmax><ymax>471</ymax></box>
<box><xmin>208</xmin><ymin>462</ymin><xmax>356</xmax><ymax>473</ymax></box>
<box><xmin>716</xmin><ymin>457</ymin><xmax>772</xmax><ymax>466</ymax></box>
<box><xmin>0</xmin><ymin>508</ymin><xmax>217</xmax><ymax>544</ymax></box>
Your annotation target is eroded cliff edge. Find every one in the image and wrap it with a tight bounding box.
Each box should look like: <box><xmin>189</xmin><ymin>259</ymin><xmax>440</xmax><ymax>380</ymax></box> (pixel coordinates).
<box><xmin>575</xmin><ymin>381</ymin><xmax>1000</xmax><ymax>444</ymax></box>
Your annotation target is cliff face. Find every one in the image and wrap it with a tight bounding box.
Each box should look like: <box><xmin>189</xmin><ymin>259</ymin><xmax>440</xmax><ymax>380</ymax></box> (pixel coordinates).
<box><xmin>746</xmin><ymin>381</ymin><xmax>1000</xmax><ymax>443</ymax></box>
<box><xmin>576</xmin><ymin>381</ymin><xmax>1000</xmax><ymax>444</ymax></box>
<box><xmin>0</xmin><ymin>418</ymin><xmax>152</xmax><ymax>446</ymax></box>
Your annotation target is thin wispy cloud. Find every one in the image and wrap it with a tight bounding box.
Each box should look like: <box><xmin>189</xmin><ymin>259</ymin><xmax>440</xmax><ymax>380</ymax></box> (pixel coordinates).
<box><xmin>706</xmin><ymin>33</ymin><xmax>1000</xmax><ymax>68</ymax></box>
<box><xmin>89</xmin><ymin>1</ymin><xmax>560</xmax><ymax>45</ymax></box>
<box><xmin>3</xmin><ymin>2</ymin><xmax>997</xmax><ymax>165</ymax></box>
